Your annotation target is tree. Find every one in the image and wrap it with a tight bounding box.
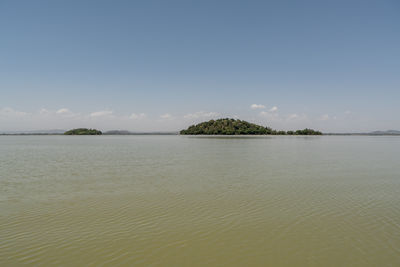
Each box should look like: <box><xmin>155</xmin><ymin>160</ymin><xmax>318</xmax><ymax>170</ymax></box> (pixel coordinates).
<box><xmin>64</xmin><ymin>128</ymin><xmax>102</xmax><ymax>135</ymax></box>
<box><xmin>180</xmin><ymin>118</ymin><xmax>323</xmax><ymax>135</ymax></box>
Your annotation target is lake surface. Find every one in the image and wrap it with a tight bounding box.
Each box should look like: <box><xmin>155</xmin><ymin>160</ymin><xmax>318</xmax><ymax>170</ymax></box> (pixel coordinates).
<box><xmin>1</xmin><ymin>135</ymin><xmax>400</xmax><ymax>266</ymax></box>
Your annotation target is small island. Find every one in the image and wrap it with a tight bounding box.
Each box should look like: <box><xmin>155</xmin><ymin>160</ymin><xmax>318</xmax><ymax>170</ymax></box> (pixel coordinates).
<box><xmin>180</xmin><ymin>118</ymin><xmax>322</xmax><ymax>135</ymax></box>
<box><xmin>64</xmin><ymin>128</ymin><xmax>102</xmax><ymax>135</ymax></box>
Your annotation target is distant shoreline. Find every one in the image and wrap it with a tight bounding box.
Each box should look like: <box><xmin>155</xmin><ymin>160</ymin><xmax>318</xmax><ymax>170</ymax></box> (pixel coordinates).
<box><xmin>1</xmin><ymin>133</ymin><xmax>400</xmax><ymax>136</ymax></box>
<box><xmin>0</xmin><ymin>132</ymin><xmax>179</xmax><ymax>136</ymax></box>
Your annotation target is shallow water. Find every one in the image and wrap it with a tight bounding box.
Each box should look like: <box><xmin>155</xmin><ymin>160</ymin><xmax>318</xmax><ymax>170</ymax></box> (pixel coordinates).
<box><xmin>1</xmin><ymin>135</ymin><xmax>400</xmax><ymax>266</ymax></box>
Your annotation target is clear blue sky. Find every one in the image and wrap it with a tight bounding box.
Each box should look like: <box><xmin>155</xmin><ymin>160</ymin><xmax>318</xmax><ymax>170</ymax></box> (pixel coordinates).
<box><xmin>1</xmin><ymin>0</ymin><xmax>399</xmax><ymax>132</ymax></box>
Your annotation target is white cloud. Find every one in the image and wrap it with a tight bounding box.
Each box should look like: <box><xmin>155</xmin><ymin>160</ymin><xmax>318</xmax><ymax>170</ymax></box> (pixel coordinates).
<box><xmin>56</xmin><ymin>108</ymin><xmax>70</xmax><ymax>114</ymax></box>
<box><xmin>285</xmin><ymin>113</ymin><xmax>310</xmax><ymax>123</ymax></box>
<box><xmin>130</xmin><ymin>113</ymin><xmax>146</xmax><ymax>119</ymax></box>
<box><xmin>288</xmin><ymin>114</ymin><xmax>299</xmax><ymax>120</ymax></box>
<box><xmin>0</xmin><ymin>107</ymin><xmax>29</xmax><ymax>117</ymax></box>
<box><xmin>183</xmin><ymin>111</ymin><xmax>219</xmax><ymax>119</ymax></box>
<box><xmin>269</xmin><ymin>106</ymin><xmax>278</xmax><ymax>112</ymax></box>
<box><xmin>319</xmin><ymin>114</ymin><xmax>330</xmax><ymax>121</ymax></box>
<box><xmin>0</xmin><ymin>107</ymin><xmax>179</xmax><ymax>132</ymax></box>
<box><xmin>160</xmin><ymin>113</ymin><xmax>172</xmax><ymax>119</ymax></box>
<box><xmin>259</xmin><ymin>110</ymin><xmax>280</xmax><ymax>121</ymax></box>
<box><xmin>250</xmin><ymin>104</ymin><xmax>265</xmax><ymax>110</ymax></box>
<box><xmin>54</xmin><ymin>108</ymin><xmax>80</xmax><ymax>118</ymax></box>
<box><xmin>39</xmin><ymin>108</ymin><xmax>50</xmax><ymax>115</ymax></box>
<box><xmin>90</xmin><ymin>110</ymin><xmax>113</xmax><ymax>117</ymax></box>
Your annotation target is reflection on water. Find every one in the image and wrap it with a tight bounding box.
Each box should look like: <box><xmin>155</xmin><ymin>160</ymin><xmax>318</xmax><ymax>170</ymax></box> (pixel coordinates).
<box><xmin>1</xmin><ymin>136</ymin><xmax>400</xmax><ymax>266</ymax></box>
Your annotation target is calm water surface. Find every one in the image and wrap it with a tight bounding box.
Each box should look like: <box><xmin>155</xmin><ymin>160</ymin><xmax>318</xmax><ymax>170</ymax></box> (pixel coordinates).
<box><xmin>1</xmin><ymin>135</ymin><xmax>400</xmax><ymax>266</ymax></box>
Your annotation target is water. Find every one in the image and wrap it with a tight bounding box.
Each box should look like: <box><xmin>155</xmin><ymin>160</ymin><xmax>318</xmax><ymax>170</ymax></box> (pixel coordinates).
<box><xmin>1</xmin><ymin>135</ymin><xmax>399</xmax><ymax>266</ymax></box>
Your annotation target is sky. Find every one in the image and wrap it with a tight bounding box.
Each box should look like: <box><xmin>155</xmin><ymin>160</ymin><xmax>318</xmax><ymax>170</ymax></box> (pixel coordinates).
<box><xmin>0</xmin><ymin>0</ymin><xmax>399</xmax><ymax>132</ymax></box>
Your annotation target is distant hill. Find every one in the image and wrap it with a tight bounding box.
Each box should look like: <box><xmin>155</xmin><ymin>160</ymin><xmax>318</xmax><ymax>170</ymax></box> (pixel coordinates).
<box><xmin>180</xmin><ymin>118</ymin><xmax>322</xmax><ymax>135</ymax></box>
<box><xmin>104</xmin><ymin>130</ymin><xmax>178</xmax><ymax>135</ymax></box>
<box><xmin>0</xmin><ymin>129</ymin><xmax>65</xmax><ymax>135</ymax></box>
<box><xmin>64</xmin><ymin>128</ymin><xmax>102</xmax><ymax>135</ymax></box>
<box><xmin>0</xmin><ymin>129</ymin><xmax>177</xmax><ymax>135</ymax></box>
<box><xmin>369</xmin><ymin>130</ymin><xmax>400</xmax><ymax>135</ymax></box>
<box><xmin>325</xmin><ymin>130</ymin><xmax>400</xmax><ymax>135</ymax></box>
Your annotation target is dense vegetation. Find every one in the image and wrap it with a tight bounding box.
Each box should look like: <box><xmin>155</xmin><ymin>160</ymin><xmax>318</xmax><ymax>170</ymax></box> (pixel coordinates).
<box><xmin>64</xmin><ymin>128</ymin><xmax>102</xmax><ymax>135</ymax></box>
<box><xmin>180</xmin><ymin>118</ymin><xmax>322</xmax><ymax>135</ymax></box>
<box><xmin>104</xmin><ymin>130</ymin><xmax>133</xmax><ymax>135</ymax></box>
<box><xmin>180</xmin><ymin>119</ymin><xmax>268</xmax><ymax>135</ymax></box>
<box><xmin>289</xmin><ymin>128</ymin><xmax>323</xmax><ymax>135</ymax></box>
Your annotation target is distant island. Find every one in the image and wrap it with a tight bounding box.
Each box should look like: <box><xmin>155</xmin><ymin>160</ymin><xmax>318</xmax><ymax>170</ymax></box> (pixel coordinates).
<box><xmin>180</xmin><ymin>118</ymin><xmax>322</xmax><ymax>135</ymax></box>
<box><xmin>64</xmin><ymin>128</ymin><xmax>102</xmax><ymax>135</ymax></box>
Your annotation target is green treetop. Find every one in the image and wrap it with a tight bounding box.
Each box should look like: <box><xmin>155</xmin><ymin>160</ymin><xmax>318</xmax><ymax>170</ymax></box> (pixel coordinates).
<box><xmin>64</xmin><ymin>128</ymin><xmax>102</xmax><ymax>135</ymax></box>
<box><xmin>180</xmin><ymin>118</ymin><xmax>322</xmax><ymax>135</ymax></box>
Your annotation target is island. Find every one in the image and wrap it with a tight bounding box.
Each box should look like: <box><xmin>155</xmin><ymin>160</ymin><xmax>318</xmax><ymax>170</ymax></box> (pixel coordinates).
<box><xmin>64</xmin><ymin>128</ymin><xmax>102</xmax><ymax>135</ymax></box>
<box><xmin>180</xmin><ymin>118</ymin><xmax>322</xmax><ymax>135</ymax></box>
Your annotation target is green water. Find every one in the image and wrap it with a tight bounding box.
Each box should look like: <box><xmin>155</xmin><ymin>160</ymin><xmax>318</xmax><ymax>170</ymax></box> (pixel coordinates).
<box><xmin>1</xmin><ymin>135</ymin><xmax>399</xmax><ymax>266</ymax></box>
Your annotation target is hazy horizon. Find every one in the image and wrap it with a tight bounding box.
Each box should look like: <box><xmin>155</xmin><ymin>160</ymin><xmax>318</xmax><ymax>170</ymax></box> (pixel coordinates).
<box><xmin>1</xmin><ymin>1</ymin><xmax>399</xmax><ymax>132</ymax></box>
<box><xmin>1</xmin><ymin>125</ymin><xmax>399</xmax><ymax>135</ymax></box>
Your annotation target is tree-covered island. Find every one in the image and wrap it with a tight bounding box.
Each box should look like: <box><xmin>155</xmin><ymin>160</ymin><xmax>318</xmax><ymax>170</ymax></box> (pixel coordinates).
<box><xmin>180</xmin><ymin>118</ymin><xmax>322</xmax><ymax>135</ymax></box>
<box><xmin>64</xmin><ymin>128</ymin><xmax>102</xmax><ymax>135</ymax></box>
